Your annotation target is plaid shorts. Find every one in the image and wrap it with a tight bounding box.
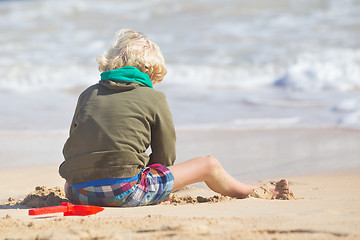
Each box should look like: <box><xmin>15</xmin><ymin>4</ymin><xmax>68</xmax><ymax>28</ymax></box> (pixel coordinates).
<box><xmin>65</xmin><ymin>164</ymin><xmax>174</xmax><ymax>207</ymax></box>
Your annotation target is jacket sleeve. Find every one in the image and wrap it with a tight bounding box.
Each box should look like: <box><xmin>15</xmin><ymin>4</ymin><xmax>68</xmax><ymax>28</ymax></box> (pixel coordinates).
<box><xmin>148</xmin><ymin>93</ymin><xmax>176</xmax><ymax>166</ymax></box>
<box><xmin>67</xmin><ymin>91</ymin><xmax>86</xmax><ymax>135</ymax></box>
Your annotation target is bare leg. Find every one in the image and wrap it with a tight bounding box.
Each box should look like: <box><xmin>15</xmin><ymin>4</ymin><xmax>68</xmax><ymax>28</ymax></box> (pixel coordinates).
<box><xmin>168</xmin><ymin>156</ymin><xmax>257</xmax><ymax>198</ymax></box>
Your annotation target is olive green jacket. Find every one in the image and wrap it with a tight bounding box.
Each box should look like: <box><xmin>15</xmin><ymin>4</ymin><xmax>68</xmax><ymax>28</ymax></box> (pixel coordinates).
<box><xmin>59</xmin><ymin>79</ymin><xmax>176</xmax><ymax>183</ymax></box>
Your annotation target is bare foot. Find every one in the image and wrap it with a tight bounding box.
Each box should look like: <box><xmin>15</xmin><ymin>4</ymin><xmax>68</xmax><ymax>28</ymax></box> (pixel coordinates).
<box><xmin>273</xmin><ymin>179</ymin><xmax>294</xmax><ymax>200</ymax></box>
<box><xmin>249</xmin><ymin>179</ymin><xmax>296</xmax><ymax>200</ymax></box>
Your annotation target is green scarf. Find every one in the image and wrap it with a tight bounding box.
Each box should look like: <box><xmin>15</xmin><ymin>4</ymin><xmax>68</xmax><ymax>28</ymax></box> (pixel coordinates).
<box><xmin>100</xmin><ymin>66</ymin><xmax>153</xmax><ymax>88</ymax></box>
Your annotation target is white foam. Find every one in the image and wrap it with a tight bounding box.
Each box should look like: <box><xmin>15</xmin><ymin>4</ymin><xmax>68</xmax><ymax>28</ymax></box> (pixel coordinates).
<box><xmin>234</xmin><ymin>117</ymin><xmax>301</xmax><ymax>127</ymax></box>
<box><xmin>165</xmin><ymin>64</ymin><xmax>279</xmax><ymax>90</ymax></box>
<box><xmin>1</xmin><ymin>52</ymin><xmax>360</xmax><ymax>94</ymax></box>
<box><xmin>0</xmin><ymin>64</ymin><xmax>98</xmax><ymax>92</ymax></box>
<box><xmin>176</xmin><ymin>117</ymin><xmax>301</xmax><ymax>130</ymax></box>
<box><xmin>332</xmin><ymin>98</ymin><xmax>360</xmax><ymax>112</ymax></box>
<box><xmin>338</xmin><ymin>111</ymin><xmax>360</xmax><ymax>128</ymax></box>
<box><xmin>166</xmin><ymin>49</ymin><xmax>360</xmax><ymax>92</ymax></box>
<box><xmin>275</xmin><ymin>49</ymin><xmax>360</xmax><ymax>92</ymax></box>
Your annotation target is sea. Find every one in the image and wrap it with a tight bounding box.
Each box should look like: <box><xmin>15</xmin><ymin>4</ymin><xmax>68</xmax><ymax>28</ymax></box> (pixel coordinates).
<box><xmin>0</xmin><ymin>0</ymin><xmax>359</xmax><ymax>171</ymax></box>
<box><xmin>1</xmin><ymin>0</ymin><xmax>360</xmax><ymax>131</ymax></box>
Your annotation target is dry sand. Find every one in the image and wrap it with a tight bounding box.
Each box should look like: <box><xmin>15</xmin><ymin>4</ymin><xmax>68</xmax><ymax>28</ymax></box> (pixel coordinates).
<box><xmin>1</xmin><ymin>128</ymin><xmax>360</xmax><ymax>239</ymax></box>
<box><xmin>0</xmin><ymin>168</ymin><xmax>359</xmax><ymax>240</ymax></box>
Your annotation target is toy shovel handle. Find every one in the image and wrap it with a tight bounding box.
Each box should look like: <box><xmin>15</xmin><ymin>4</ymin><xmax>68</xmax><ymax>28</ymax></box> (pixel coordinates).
<box><xmin>28</xmin><ymin>202</ymin><xmax>73</xmax><ymax>215</ymax></box>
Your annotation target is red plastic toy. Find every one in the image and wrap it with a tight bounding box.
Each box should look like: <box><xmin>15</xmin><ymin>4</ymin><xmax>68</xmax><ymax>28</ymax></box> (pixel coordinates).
<box><xmin>28</xmin><ymin>202</ymin><xmax>104</xmax><ymax>216</ymax></box>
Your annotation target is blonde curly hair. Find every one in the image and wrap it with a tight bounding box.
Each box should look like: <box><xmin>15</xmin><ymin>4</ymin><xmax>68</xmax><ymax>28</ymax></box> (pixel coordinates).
<box><xmin>97</xmin><ymin>29</ymin><xmax>167</xmax><ymax>85</ymax></box>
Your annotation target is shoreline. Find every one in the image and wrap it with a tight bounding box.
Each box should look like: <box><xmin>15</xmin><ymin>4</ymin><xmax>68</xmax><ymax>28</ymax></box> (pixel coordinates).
<box><xmin>1</xmin><ymin>126</ymin><xmax>360</xmax><ymax>171</ymax></box>
<box><xmin>0</xmin><ymin>125</ymin><xmax>359</xmax><ymax>134</ymax></box>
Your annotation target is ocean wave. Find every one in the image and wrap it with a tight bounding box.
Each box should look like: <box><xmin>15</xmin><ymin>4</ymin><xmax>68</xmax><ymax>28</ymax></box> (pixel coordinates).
<box><xmin>275</xmin><ymin>49</ymin><xmax>360</xmax><ymax>91</ymax></box>
<box><xmin>1</xmin><ymin>48</ymin><xmax>360</xmax><ymax>92</ymax></box>
<box><xmin>1</xmin><ymin>0</ymin><xmax>359</xmax><ymax>93</ymax></box>
<box><xmin>0</xmin><ymin>64</ymin><xmax>98</xmax><ymax>92</ymax></box>
<box><xmin>165</xmin><ymin>64</ymin><xmax>279</xmax><ymax>90</ymax></box>
<box><xmin>167</xmin><ymin>48</ymin><xmax>360</xmax><ymax>92</ymax></box>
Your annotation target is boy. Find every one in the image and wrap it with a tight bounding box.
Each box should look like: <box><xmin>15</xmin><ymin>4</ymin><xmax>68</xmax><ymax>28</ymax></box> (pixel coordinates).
<box><xmin>59</xmin><ymin>29</ymin><xmax>288</xmax><ymax>207</ymax></box>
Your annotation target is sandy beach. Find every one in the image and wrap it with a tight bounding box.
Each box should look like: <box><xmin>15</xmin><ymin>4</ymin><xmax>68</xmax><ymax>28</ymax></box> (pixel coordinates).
<box><xmin>0</xmin><ymin>169</ymin><xmax>359</xmax><ymax>239</ymax></box>
<box><xmin>1</xmin><ymin>0</ymin><xmax>360</xmax><ymax>239</ymax></box>
<box><xmin>1</xmin><ymin>128</ymin><xmax>360</xmax><ymax>239</ymax></box>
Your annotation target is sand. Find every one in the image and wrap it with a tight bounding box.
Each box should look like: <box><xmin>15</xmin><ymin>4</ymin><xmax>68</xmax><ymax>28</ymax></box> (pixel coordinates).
<box><xmin>1</xmin><ymin>128</ymin><xmax>360</xmax><ymax>239</ymax></box>
<box><xmin>1</xmin><ymin>169</ymin><xmax>359</xmax><ymax>239</ymax></box>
